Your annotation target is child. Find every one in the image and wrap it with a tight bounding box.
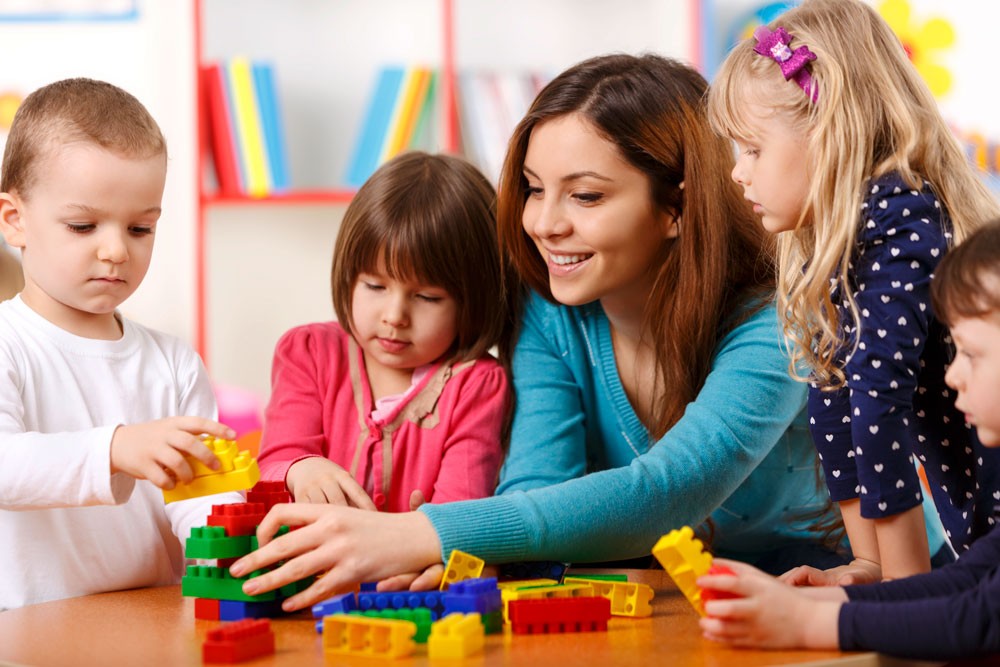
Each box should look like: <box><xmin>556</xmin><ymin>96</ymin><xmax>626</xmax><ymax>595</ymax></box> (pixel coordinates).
<box><xmin>698</xmin><ymin>218</ymin><xmax>1000</xmax><ymax>660</ymax></box>
<box><xmin>258</xmin><ymin>151</ymin><xmax>510</xmax><ymax>517</ymax></box>
<box><xmin>707</xmin><ymin>0</ymin><xmax>1000</xmax><ymax>584</ymax></box>
<box><xmin>0</xmin><ymin>78</ymin><xmax>241</xmax><ymax>610</ymax></box>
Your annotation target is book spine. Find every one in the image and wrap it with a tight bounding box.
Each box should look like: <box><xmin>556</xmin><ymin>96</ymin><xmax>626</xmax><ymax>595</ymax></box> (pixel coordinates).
<box><xmin>345</xmin><ymin>66</ymin><xmax>405</xmax><ymax>188</ymax></box>
<box><xmin>253</xmin><ymin>62</ymin><xmax>290</xmax><ymax>192</ymax></box>
<box><xmin>203</xmin><ymin>63</ymin><xmax>242</xmax><ymax>195</ymax></box>
<box><xmin>229</xmin><ymin>57</ymin><xmax>271</xmax><ymax>197</ymax></box>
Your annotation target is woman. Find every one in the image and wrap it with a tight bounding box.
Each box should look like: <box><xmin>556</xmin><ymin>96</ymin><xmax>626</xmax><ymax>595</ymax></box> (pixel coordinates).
<box><xmin>230</xmin><ymin>54</ymin><xmax>840</xmax><ymax>610</ymax></box>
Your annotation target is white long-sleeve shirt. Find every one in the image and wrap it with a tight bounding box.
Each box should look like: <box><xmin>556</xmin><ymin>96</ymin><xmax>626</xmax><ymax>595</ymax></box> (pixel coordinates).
<box><xmin>0</xmin><ymin>296</ymin><xmax>241</xmax><ymax>609</ymax></box>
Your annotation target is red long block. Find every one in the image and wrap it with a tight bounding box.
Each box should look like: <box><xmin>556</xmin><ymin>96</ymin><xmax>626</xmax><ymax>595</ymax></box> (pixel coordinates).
<box><xmin>246</xmin><ymin>481</ymin><xmax>289</xmax><ymax>512</ymax></box>
<box><xmin>509</xmin><ymin>596</ymin><xmax>611</xmax><ymax>634</ymax></box>
<box><xmin>202</xmin><ymin>618</ymin><xmax>275</xmax><ymax>663</ymax></box>
<box><xmin>206</xmin><ymin>503</ymin><xmax>266</xmax><ymax>536</ymax></box>
<box><xmin>195</xmin><ymin>597</ymin><xmax>221</xmax><ymax>620</ymax></box>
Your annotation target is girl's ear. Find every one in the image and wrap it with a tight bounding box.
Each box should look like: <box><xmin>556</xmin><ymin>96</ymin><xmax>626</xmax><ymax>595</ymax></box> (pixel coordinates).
<box><xmin>0</xmin><ymin>193</ymin><xmax>25</xmax><ymax>248</ymax></box>
<box><xmin>660</xmin><ymin>212</ymin><xmax>680</xmax><ymax>240</ymax></box>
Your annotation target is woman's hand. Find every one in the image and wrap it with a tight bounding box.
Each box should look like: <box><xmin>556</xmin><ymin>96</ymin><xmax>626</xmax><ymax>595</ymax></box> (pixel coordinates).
<box><xmin>228</xmin><ymin>503</ymin><xmax>442</xmax><ymax>611</ymax></box>
<box><xmin>285</xmin><ymin>457</ymin><xmax>376</xmax><ymax>510</ymax></box>
<box><xmin>697</xmin><ymin>559</ymin><xmax>843</xmax><ymax>650</ymax></box>
<box><xmin>780</xmin><ymin>558</ymin><xmax>882</xmax><ymax>587</ymax></box>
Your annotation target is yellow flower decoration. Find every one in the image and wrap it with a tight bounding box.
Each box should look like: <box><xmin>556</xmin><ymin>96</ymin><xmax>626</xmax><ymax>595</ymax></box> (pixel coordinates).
<box><xmin>0</xmin><ymin>92</ymin><xmax>21</xmax><ymax>132</ymax></box>
<box><xmin>879</xmin><ymin>0</ymin><xmax>955</xmax><ymax>98</ymax></box>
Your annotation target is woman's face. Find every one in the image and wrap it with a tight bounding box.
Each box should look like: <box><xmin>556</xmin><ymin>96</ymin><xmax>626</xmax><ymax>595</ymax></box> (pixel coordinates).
<box><xmin>521</xmin><ymin>113</ymin><xmax>676</xmax><ymax>313</ymax></box>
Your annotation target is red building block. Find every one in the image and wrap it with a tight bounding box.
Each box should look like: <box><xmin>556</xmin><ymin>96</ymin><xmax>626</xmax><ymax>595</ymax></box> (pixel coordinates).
<box><xmin>195</xmin><ymin>597</ymin><xmax>221</xmax><ymax>621</ymax></box>
<box><xmin>206</xmin><ymin>502</ymin><xmax>266</xmax><ymax>537</ymax></box>
<box><xmin>246</xmin><ymin>481</ymin><xmax>289</xmax><ymax>511</ymax></box>
<box><xmin>508</xmin><ymin>596</ymin><xmax>611</xmax><ymax>634</ymax></box>
<box><xmin>202</xmin><ymin>618</ymin><xmax>275</xmax><ymax>663</ymax></box>
<box><xmin>700</xmin><ymin>564</ymin><xmax>743</xmax><ymax>603</ymax></box>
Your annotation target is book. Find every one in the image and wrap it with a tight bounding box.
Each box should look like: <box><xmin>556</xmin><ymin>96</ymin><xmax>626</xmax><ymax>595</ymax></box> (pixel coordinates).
<box><xmin>252</xmin><ymin>62</ymin><xmax>290</xmax><ymax>193</ymax></box>
<box><xmin>345</xmin><ymin>66</ymin><xmax>405</xmax><ymax>188</ymax></box>
<box><xmin>202</xmin><ymin>63</ymin><xmax>242</xmax><ymax>195</ymax></box>
<box><xmin>228</xmin><ymin>57</ymin><xmax>271</xmax><ymax>197</ymax></box>
<box><xmin>382</xmin><ymin>66</ymin><xmax>433</xmax><ymax>162</ymax></box>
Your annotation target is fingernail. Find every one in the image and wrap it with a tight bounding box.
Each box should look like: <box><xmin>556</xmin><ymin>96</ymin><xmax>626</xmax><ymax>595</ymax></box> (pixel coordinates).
<box><xmin>226</xmin><ymin>428</ymin><xmax>236</xmax><ymax>438</ymax></box>
<box><xmin>242</xmin><ymin>580</ymin><xmax>258</xmax><ymax>595</ymax></box>
<box><xmin>230</xmin><ymin>563</ymin><xmax>244</xmax><ymax>577</ymax></box>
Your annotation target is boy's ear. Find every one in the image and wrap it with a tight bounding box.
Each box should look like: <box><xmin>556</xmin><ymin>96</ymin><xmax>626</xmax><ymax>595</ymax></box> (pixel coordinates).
<box><xmin>0</xmin><ymin>192</ymin><xmax>25</xmax><ymax>248</ymax></box>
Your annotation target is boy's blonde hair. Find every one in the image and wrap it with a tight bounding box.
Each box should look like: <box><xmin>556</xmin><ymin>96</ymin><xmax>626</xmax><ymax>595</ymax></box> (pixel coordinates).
<box><xmin>931</xmin><ymin>218</ymin><xmax>1000</xmax><ymax>327</ymax></box>
<box><xmin>708</xmin><ymin>0</ymin><xmax>1000</xmax><ymax>387</ymax></box>
<box><xmin>331</xmin><ymin>151</ymin><xmax>512</xmax><ymax>365</ymax></box>
<box><xmin>1</xmin><ymin>78</ymin><xmax>166</xmax><ymax>198</ymax></box>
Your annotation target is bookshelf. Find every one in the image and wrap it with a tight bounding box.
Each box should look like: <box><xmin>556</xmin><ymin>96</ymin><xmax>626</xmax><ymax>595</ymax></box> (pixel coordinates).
<box><xmin>194</xmin><ymin>0</ymin><xmax>699</xmax><ymax>399</ymax></box>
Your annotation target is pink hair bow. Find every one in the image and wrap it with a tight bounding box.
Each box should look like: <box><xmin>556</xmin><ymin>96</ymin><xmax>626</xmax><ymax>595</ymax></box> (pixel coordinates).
<box><xmin>753</xmin><ymin>25</ymin><xmax>818</xmax><ymax>103</ymax></box>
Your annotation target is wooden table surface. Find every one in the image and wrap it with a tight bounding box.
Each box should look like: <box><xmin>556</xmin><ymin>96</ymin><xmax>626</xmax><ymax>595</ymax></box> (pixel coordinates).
<box><xmin>0</xmin><ymin>569</ymin><xmax>939</xmax><ymax>667</ymax></box>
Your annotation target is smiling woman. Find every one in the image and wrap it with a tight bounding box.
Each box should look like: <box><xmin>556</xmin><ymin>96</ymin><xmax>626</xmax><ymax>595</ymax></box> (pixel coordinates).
<box><xmin>230</xmin><ymin>54</ymin><xmax>844</xmax><ymax>612</ymax></box>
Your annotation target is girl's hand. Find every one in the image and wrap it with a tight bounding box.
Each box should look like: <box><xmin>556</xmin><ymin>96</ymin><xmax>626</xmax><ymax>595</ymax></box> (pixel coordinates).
<box><xmin>286</xmin><ymin>457</ymin><xmax>376</xmax><ymax>510</ymax></box>
<box><xmin>109</xmin><ymin>417</ymin><xmax>234</xmax><ymax>489</ymax></box>
<box><xmin>228</xmin><ymin>503</ymin><xmax>442</xmax><ymax>611</ymax></box>
<box><xmin>698</xmin><ymin>559</ymin><xmax>842</xmax><ymax>650</ymax></box>
<box><xmin>780</xmin><ymin>558</ymin><xmax>882</xmax><ymax>587</ymax></box>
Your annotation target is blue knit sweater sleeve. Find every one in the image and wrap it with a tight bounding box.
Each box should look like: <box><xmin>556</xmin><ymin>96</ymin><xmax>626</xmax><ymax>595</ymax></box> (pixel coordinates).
<box><xmin>420</xmin><ymin>299</ymin><xmax>810</xmax><ymax>563</ymax></box>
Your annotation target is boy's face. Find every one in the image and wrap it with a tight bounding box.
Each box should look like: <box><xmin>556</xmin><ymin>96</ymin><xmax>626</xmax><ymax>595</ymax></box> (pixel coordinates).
<box><xmin>945</xmin><ymin>313</ymin><xmax>1000</xmax><ymax>447</ymax></box>
<box><xmin>0</xmin><ymin>142</ymin><xmax>166</xmax><ymax>339</ymax></box>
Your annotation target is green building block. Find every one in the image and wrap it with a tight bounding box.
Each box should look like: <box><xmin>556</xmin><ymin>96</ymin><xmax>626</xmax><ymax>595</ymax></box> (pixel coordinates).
<box><xmin>249</xmin><ymin>524</ymin><xmax>290</xmax><ymax>551</ymax></box>
<box><xmin>181</xmin><ymin>565</ymin><xmax>276</xmax><ymax>602</ymax></box>
<box><xmin>565</xmin><ymin>573</ymin><xmax>629</xmax><ymax>582</ymax></box>
<box><xmin>185</xmin><ymin>526</ymin><xmax>252</xmax><ymax>559</ymax></box>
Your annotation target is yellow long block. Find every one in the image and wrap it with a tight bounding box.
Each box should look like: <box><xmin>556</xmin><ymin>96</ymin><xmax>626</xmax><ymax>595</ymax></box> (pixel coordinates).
<box><xmin>439</xmin><ymin>549</ymin><xmax>485</xmax><ymax>590</ymax></box>
<box><xmin>651</xmin><ymin>526</ymin><xmax>713</xmax><ymax>616</ymax></box>
<box><xmin>500</xmin><ymin>582</ymin><xmax>594</xmax><ymax>623</ymax></box>
<box><xmin>323</xmin><ymin>615</ymin><xmax>416</xmax><ymax>658</ymax></box>
<box><xmin>162</xmin><ymin>437</ymin><xmax>260</xmax><ymax>503</ymax></box>
<box><xmin>563</xmin><ymin>577</ymin><xmax>654</xmax><ymax>617</ymax></box>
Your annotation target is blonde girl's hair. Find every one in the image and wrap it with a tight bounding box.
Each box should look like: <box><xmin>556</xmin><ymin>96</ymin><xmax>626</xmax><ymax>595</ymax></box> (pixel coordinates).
<box><xmin>331</xmin><ymin>151</ymin><xmax>513</xmax><ymax>365</ymax></box>
<box><xmin>708</xmin><ymin>0</ymin><xmax>1000</xmax><ymax>388</ymax></box>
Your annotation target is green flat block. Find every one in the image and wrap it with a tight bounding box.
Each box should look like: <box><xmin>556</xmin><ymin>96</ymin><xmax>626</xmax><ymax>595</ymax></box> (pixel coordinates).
<box><xmin>565</xmin><ymin>573</ymin><xmax>629</xmax><ymax>582</ymax></box>
<box><xmin>350</xmin><ymin>608</ymin><xmax>433</xmax><ymax>643</ymax></box>
<box><xmin>181</xmin><ymin>565</ymin><xmax>276</xmax><ymax>602</ymax></box>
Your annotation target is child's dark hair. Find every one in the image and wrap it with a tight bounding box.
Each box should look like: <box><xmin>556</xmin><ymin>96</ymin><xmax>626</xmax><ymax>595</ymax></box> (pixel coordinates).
<box><xmin>1</xmin><ymin>77</ymin><xmax>166</xmax><ymax>197</ymax></box>
<box><xmin>931</xmin><ymin>218</ymin><xmax>1000</xmax><ymax>326</ymax></box>
<box><xmin>331</xmin><ymin>151</ymin><xmax>512</xmax><ymax>364</ymax></box>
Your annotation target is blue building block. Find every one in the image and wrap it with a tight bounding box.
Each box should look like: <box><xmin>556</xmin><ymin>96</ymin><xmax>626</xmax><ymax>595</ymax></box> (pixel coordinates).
<box><xmin>498</xmin><ymin>561</ymin><xmax>568</xmax><ymax>582</ymax></box>
<box><xmin>358</xmin><ymin>590</ymin><xmax>445</xmax><ymax>619</ymax></box>
<box><xmin>443</xmin><ymin>577</ymin><xmax>502</xmax><ymax>616</ymax></box>
<box><xmin>313</xmin><ymin>592</ymin><xmax>358</xmax><ymax>620</ymax></box>
<box><xmin>219</xmin><ymin>598</ymin><xmax>285</xmax><ymax>620</ymax></box>
<box><xmin>360</xmin><ymin>582</ymin><xmax>378</xmax><ymax>591</ymax></box>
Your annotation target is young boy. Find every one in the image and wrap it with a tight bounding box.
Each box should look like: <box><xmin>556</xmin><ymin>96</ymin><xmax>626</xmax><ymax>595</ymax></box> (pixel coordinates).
<box><xmin>696</xmin><ymin>219</ymin><xmax>1000</xmax><ymax>661</ymax></box>
<box><xmin>0</xmin><ymin>78</ymin><xmax>241</xmax><ymax>610</ymax></box>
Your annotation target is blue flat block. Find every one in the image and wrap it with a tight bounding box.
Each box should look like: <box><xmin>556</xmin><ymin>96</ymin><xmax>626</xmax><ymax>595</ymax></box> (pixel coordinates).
<box><xmin>357</xmin><ymin>590</ymin><xmax>445</xmax><ymax>615</ymax></box>
<box><xmin>219</xmin><ymin>598</ymin><xmax>284</xmax><ymax>620</ymax></box>
<box><xmin>443</xmin><ymin>589</ymin><xmax>502</xmax><ymax>615</ymax></box>
<box><xmin>312</xmin><ymin>592</ymin><xmax>358</xmax><ymax>618</ymax></box>
<box><xmin>360</xmin><ymin>581</ymin><xmax>378</xmax><ymax>591</ymax></box>
<box><xmin>447</xmin><ymin>577</ymin><xmax>499</xmax><ymax>595</ymax></box>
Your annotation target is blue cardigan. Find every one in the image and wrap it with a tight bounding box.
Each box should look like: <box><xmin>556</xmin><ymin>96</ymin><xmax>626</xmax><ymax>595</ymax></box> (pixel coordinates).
<box><xmin>421</xmin><ymin>292</ymin><xmax>836</xmax><ymax>563</ymax></box>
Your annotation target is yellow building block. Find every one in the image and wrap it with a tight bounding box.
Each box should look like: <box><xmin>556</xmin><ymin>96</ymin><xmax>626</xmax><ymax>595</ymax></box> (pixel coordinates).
<box><xmin>439</xmin><ymin>549</ymin><xmax>485</xmax><ymax>590</ymax></box>
<box><xmin>651</xmin><ymin>526</ymin><xmax>713</xmax><ymax>616</ymax></box>
<box><xmin>495</xmin><ymin>578</ymin><xmax>559</xmax><ymax>591</ymax></box>
<box><xmin>428</xmin><ymin>613</ymin><xmax>484</xmax><ymax>659</ymax></box>
<box><xmin>162</xmin><ymin>437</ymin><xmax>261</xmax><ymax>503</ymax></box>
<box><xmin>322</xmin><ymin>615</ymin><xmax>416</xmax><ymax>658</ymax></box>
<box><xmin>500</xmin><ymin>582</ymin><xmax>594</xmax><ymax>623</ymax></box>
<box><xmin>563</xmin><ymin>577</ymin><xmax>654</xmax><ymax>617</ymax></box>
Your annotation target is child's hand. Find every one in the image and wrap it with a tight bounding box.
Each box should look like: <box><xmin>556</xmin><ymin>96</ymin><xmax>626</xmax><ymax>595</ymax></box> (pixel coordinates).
<box><xmin>698</xmin><ymin>559</ymin><xmax>842</xmax><ymax>650</ymax></box>
<box><xmin>109</xmin><ymin>417</ymin><xmax>235</xmax><ymax>489</ymax></box>
<box><xmin>780</xmin><ymin>558</ymin><xmax>882</xmax><ymax>587</ymax></box>
<box><xmin>286</xmin><ymin>457</ymin><xmax>376</xmax><ymax>510</ymax></box>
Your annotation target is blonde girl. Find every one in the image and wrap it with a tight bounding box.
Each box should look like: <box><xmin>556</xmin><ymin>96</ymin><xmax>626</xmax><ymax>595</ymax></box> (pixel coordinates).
<box><xmin>708</xmin><ymin>0</ymin><xmax>1000</xmax><ymax>585</ymax></box>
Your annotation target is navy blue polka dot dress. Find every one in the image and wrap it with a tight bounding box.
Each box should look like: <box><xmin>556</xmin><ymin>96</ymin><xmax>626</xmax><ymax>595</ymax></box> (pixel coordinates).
<box><xmin>808</xmin><ymin>172</ymin><xmax>1000</xmax><ymax>554</ymax></box>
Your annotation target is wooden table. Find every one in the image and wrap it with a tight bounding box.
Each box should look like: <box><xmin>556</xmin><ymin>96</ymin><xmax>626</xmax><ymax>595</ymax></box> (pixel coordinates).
<box><xmin>0</xmin><ymin>570</ymin><xmax>938</xmax><ymax>667</ymax></box>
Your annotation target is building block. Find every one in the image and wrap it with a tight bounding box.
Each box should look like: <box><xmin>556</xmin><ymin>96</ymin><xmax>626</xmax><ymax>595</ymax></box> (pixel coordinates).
<box><xmin>194</xmin><ymin>597</ymin><xmax>221</xmax><ymax>620</ymax></box>
<box><xmin>508</xmin><ymin>596</ymin><xmax>611</xmax><ymax>634</ymax></box>
<box><xmin>313</xmin><ymin>592</ymin><xmax>358</xmax><ymax>618</ymax></box>
<box><xmin>440</xmin><ymin>549</ymin><xmax>485</xmax><ymax>590</ymax></box>
<box><xmin>482</xmin><ymin>609</ymin><xmax>503</xmax><ymax>634</ymax></box>
<box><xmin>219</xmin><ymin>598</ymin><xmax>285</xmax><ymax>621</ymax></box>
<box><xmin>563</xmin><ymin>573</ymin><xmax>629</xmax><ymax>582</ymax></box>
<box><xmin>206</xmin><ymin>502</ymin><xmax>266</xmax><ymax>537</ymax></box>
<box><xmin>351</xmin><ymin>608</ymin><xmax>433</xmax><ymax>643</ymax></box>
<box><xmin>181</xmin><ymin>565</ymin><xmax>275</xmax><ymax>602</ymax></box>
<box><xmin>246</xmin><ymin>480</ymin><xmax>290</xmax><ymax>511</ymax></box>
<box><xmin>498</xmin><ymin>560</ymin><xmax>568</xmax><ymax>582</ymax></box>
<box><xmin>563</xmin><ymin>577</ymin><xmax>654</xmax><ymax>617</ymax></box>
<box><xmin>359</xmin><ymin>581</ymin><xmax>379</xmax><ymax>591</ymax></box>
<box><xmin>651</xmin><ymin>526</ymin><xmax>714</xmax><ymax>616</ymax></box>
<box><xmin>322</xmin><ymin>614</ymin><xmax>416</xmax><ymax>658</ymax></box>
<box><xmin>442</xmin><ymin>577</ymin><xmax>501</xmax><ymax>616</ymax></box>
<box><xmin>427</xmin><ymin>612</ymin><xmax>484</xmax><ymax>659</ymax></box>
<box><xmin>700</xmin><ymin>564</ymin><xmax>743</xmax><ymax>604</ymax></box>
<box><xmin>249</xmin><ymin>524</ymin><xmax>289</xmax><ymax>550</ymax></box>
<box><xmin>185</xmin><ymin>526</ymin><xmax>252</xmax><ymax>559</ymax></box>
<box><xmin>357</xmin><ymin>589</ymin><xmax>445</xmax><ymax>619</ymax></box>
<box><xmin>163</xmin><ymin>437</ymin><xmax>260</xmax><ymax>503</ymax></box>
<box><xmin>202</xmin><ymin>618</ymin><xmax>275</xmax><ymax>663</ymax></box>
<box><xmin>496</xmin><ymin>578</ymin><xmax>559</xmax><ymax>591</ymax></box>
<box><xmin>501</xmin><ymin>582</ymin><xmax>594</xmax><ymax>623</ymax></box>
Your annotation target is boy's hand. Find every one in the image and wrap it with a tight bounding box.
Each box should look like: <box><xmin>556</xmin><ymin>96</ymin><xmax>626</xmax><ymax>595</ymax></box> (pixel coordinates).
<box><xmin>286</xmin><ymin>457</ymin><xmax>376</xmax><ymax>510</ymax></box>
<box><xmin>110</xmin><ymin>417</ymin><xmax>235</xmax><ymax>489</ymax></box>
